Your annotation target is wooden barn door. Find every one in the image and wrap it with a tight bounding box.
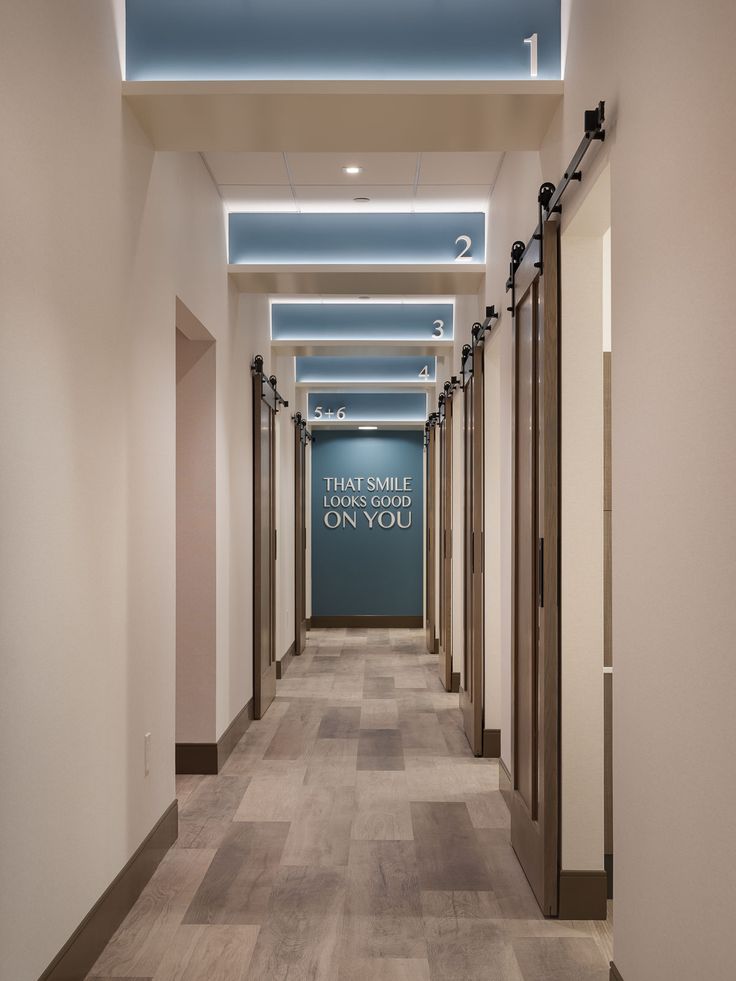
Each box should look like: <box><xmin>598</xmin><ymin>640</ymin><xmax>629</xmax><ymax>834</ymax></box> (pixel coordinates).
<box><xmin>511</xmin><ymin>218</ymin><xmax>561</xmax><ymax>915</ymax></box>
<box><xmin>294</xmin><ymin>416</ymin><xmax>308</xmax><ymax>657</ymax></box>
<box><xmin>461</xmin><ymin>339</ymin><xmax>485</xmax><ymax>755</ymax></box>
<box><xmin>252</xmin><ymin>360</ymin><xmax>277</xmax><ymax>719</ymax></box>
<box><xmin>425</xmin><ymin>420</ymin><xmax>438</xmax><ymax>654</ymax></box>
<box><xmin>438</xmin><ymin>389</ymin><xmax>455</xmax><ymax>692</ymax></box>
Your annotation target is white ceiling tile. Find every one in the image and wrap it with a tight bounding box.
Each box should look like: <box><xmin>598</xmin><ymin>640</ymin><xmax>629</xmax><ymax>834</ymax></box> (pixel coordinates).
<box><xmin>414</xmin><ymin>185</ymin><xmax>491</xmax><ymax>212</ymax></box>
<box><xmin>419</xmin><ymin>152</ymin><xmax>504</xmax><ymax>186</ymax></box>
<box><xmin>204</xmin><ymin>152</ymin><xmax>290</xmax><ymax>185</ymax></box>
<box><xmin>287</xmin><ymin>153</ymin><xmax>418</xmax><ymax>186</ymax></box>
<box><xmin>220</xmin><ymin>186</ymin><xmax>297</xmax><ymax>212</ymax></box>
<box><xmin>295</xmin><ymin>185</ymin><xmax>415</xmax><ymax>213</ymax></box>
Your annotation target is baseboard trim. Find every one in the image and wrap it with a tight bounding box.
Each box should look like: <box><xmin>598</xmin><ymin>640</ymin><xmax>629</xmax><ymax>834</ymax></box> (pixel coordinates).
<box><xmin>610</xmin><ymin>962</ymin><xmax>624</xmax><ymax>981</ymax></box>
<box><xmin>604</xmin><ymin>852</ymin><xmax>614</xmax><ymax>899</ymax></box>
<box><xmin>310</xmin><ymin>615</ymin><xmax>423</xmax><ymax>628</ymax></box>
<box><xmin>305</xmin><ymin>617</ymin><xmax>312</xmax><ymax>629</ymax></box>
<box><xmin>175</xmin><ymin>742</ymin><xmax>218</xmax><ymax>775</ymax></box>
<box><xmin>558</xmin><ymin>869</ymin><xmax>609</xmax><ymax>920</ymax></box>
<box><xmin>176</xmin><ymin>697</ymin><xmax>254</xmax><ymax>775</ymax></box>
<box><xmin>276</xmin><ymin>641</ymin><xmax>296</xmax><ymax>679</ymax></box>
<box><xmin>498</xmin><ymin>757</ymin><xmax>512</xmax><ymax>807</ymax></box>
<box><xmin>482</xmin><ymin>729</ymin><xmax>502</xmax><ymax>759</ymax></box>
<box><xmin>451</xmin><ymin>671</ymin><xmax>460</xmax><ymax>693</ymax></box>
<box><xmin>39</xmin><ymin>799</ymin><xmax>177</xmax><ymax>981</ymax></box>
<box><xmin>216</xmin><ymin>698</ymin><xmax>255</xmax><ymax>769</ymax></box>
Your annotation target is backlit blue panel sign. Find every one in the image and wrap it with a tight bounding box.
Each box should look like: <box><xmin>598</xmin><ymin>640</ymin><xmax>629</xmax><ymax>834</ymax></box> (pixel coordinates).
<box><xmin>307</xmin><ymin>392</ymin><xmax>427</xmax><ymax>423</ymax></box>
<box><xmin>296</xmin><ymin>357</ymin><xmax>436</xmax><ymax>384</ymax></box>
<box><xmin>127</xmin><ymin>1</ymin><xmax>561</xmax><ymax>81</ymax></box>
<box><xmin>229</xmin><ymin>213</ymin><xmax>485</xmax><ymax>265</ymax></box>
<box><xmin>272</xmin><ymin>302</ymin><xmax>454</xmax><ymax>342</ymax></box>
<box><xmin>311</xmin><ymin>431</ymin><xmax>423</xmax><ymax>617</ymax></box>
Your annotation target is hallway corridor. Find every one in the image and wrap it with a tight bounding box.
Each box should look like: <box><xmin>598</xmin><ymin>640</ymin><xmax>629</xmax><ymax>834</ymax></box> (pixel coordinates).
<box><xmin>87</xmin><ymin>630</ymin><xmax>612</xmax><ymax>981</ymax></box>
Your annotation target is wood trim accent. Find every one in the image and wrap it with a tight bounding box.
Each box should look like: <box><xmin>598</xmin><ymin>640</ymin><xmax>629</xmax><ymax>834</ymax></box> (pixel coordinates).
<box><xmin>38</xmin><ymin>800</ymin><xmax>177</xmax><ymax>981</ymax></box>
<box><xmin>176</xmin><ymin>698</ymin><xmax>254</xmax><ymax>774</ymax></box>
<box><xmin>277</xmin><ymin>641</ymin><xmax>296</xmax><ymax>680</ymax></box>
<box><xmin>499</xmin><ymin>757</ymin><xmax>512</xmax><ymax>807</ymax></box>
<box><xmin>216</xmin><ymin>698</ymin><xmax>255</xmax><ymax>769</ymax></box>
<box><xmin>482</xmin><ymin>729</ymin><xmax>501</xmax><ymax>758</ymax></box>
<box><xmin>610</xmin><ymin>962</ymin><xmax>624</xmax><ymax>981</ymax></box>
<box><xmin>451</xmin><ymin>671</ymin><xmax>460</xmax><ymax>693</ymax></box>
<box><xmin>310</xmin><ymin>615</ymin><xmax>423</xmax><ymax>628</ymax></box>
<box><xmin>175</xmin><ymin>742</ymin><xmax>218</xmax><ymax>775</ymax></box>
<box><xmin>558</xmin><ymin>869</ymin><xmax>608</xmax><ymax>920</ymax></box>
<box><xmin>604</xmin><ymin>852</ymin><xmax>614</xmax><ymax>900</ymax></box>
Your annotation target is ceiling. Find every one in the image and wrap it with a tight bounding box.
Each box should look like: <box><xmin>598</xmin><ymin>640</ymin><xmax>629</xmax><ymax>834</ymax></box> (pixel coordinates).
<box><xmin>203</xmin><ymin>151</ymin><xmax>504</xmax><ymax>213</ymax></box>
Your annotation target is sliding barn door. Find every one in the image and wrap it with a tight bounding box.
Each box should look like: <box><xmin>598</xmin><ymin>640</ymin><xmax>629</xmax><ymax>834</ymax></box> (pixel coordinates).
<box><xmin>461</xmin><ymin>341</ymin><xmax>485</xmax><ymax>755</ymax></box>
<box><xmin>294</xmin><ymin>419</ymin><xmax>307</xmax><ymax>656</ymax></box>
<box><xmin>438</xmin><ymin>393</ymin><xmax>454</xmax><ymax>691</ymax></box>
<box><xmin>511</xmin><ymin>218</ymin><xmax>561</xmax><ymax>915</ymax></box>
<box><xmin>425</xmin><ymin>421</ymin><xmax>438</xmax><ymax>654</ymax></box>
<box><xmin>253</xmin><ymin>365</ymin><xmax>277</xmax><ymax>719</ymax></box>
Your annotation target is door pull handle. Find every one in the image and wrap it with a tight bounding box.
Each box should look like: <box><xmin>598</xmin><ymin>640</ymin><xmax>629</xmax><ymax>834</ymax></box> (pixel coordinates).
<box><xmin>538</xmin><ymin>537</ymin><xmax>544</xmax><ymax>608</ymax></box>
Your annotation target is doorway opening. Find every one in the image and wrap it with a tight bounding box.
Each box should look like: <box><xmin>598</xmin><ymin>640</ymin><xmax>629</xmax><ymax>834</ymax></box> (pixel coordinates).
<box><xmin>175</xmin><ymin>300</ymin><xmax>216</xmax><ymax>773</ymax></box>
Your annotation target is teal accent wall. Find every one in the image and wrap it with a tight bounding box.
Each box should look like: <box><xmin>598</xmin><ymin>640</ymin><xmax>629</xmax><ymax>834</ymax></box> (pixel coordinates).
<box><xmin>230</xmin><ymin>213</ymin><xmax>485</xmax><ymax>265</ymax></box>
<box><xmin>273</xmin><ymin>302</ymin><xmax>454</xmax><ymax>342</ymax></box>
<box><xmin>127</xmin><ymin>1</ymin><xmax>561</xmax><ymax>81</ymax></box>
<box><xmin>307</xmin><ymin>392</ymin><xmax>427</xmax><ymax>423</ymax></box>
<box><xmin>296</xmin><ymin>356</ymin><xmax>436</xmax><ymax>384</ymax></box>
<box><xmin>311</xmin><ymin>431</ymin><xmax>423</xmax><ymax>617</ymax></box>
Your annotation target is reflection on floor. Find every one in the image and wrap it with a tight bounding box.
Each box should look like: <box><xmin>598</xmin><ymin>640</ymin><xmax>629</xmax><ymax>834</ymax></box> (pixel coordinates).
<box><xmin>87</xmin><ymin>628</ymin><xmax>612</xmax><ymax>980</ymax></box>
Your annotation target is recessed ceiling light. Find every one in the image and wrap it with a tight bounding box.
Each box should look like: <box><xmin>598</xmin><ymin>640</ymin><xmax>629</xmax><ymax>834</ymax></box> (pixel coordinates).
<box><xmin>353</xmin><ymin>196</ymin><xmax>370</xmax><ymax>202</ymax></box>
<box><xmin>359</xmin><ymin>426</ymin><xmax>378</xmax><ymax>431</ymax></box>
<box><xmin>343</xmin><ymin>166</ymin><xmax>364</xmax><ymax>175</ymax></box>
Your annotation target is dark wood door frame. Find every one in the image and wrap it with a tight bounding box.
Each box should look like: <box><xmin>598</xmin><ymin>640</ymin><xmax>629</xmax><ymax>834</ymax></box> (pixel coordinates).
<box><xmin>293</xmin><ymin>413</ymin><xmax>309</xmax><ymax>657</ymax></box>
<box><xmin>510</xmin><ymin>217</ymin><xmax>561</xmax><ymax>916</ymax></box>
<box><xmin>425</xmin><ymin>419</ymin><xmax>438</xmax><ymax>655</ymax></box>
<box><xmin>252</xmin><ymin>356</ymin><xmax>278</xmax><ymax>720</ymax></box>
<box><xmin>460</xmin><ymin>333</ymin><xmax>485</xmax><ymax>756</ymax></box>
<box><xmin>438</xmin><ymin>383</ymin><xmax>458</xmax><ymax>692</ymax></box>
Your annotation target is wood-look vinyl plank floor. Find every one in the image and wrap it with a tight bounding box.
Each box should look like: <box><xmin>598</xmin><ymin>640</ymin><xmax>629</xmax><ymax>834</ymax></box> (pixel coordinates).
<box><xmin>86</xmin><ymin>630</ymin><xmax>610</xmax><ymax>981</ymax></box>
<box><xmin>337</xmin><ymin>957</ymin><xmax>431</xmax><ymax>981</ymax></box>
<box><xmin>183</xmin><ymin>821</ymin><xmax>289</xmax><ymax>925</ymax></box>
<box><xmin>90</xmin><ymin>848</ymin><xmax>216</xmax><ymax>977</ymax></box>
<box><xmin>151</xmin><ymin>925</ymin><xmax>259</xmax><ymax>981</ymax></box>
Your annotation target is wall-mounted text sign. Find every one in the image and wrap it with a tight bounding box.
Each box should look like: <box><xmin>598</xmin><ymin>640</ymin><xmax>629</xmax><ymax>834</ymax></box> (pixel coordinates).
<box><xmin>321</xmin><ymin>475</ymin><xmax>415</xmax><ymax>530</ymax></box>
<box><xmin>307</xmin><ymin>391</ymin><xmax>427</xmax><ymax>423</ymax></box>
<box><xmin>230</xmin><ymin>213</ymin><xmax>485</xmax><ymax>265</ymax></box>
<box><xmin>273</xmin><ymin>302</ymin><xmax>454</xmax><ymax>342</ymax></box>
<box><xmin>127</xmin><ymin>0</ymin><xmax>561</xmax><ymax>81</ymax></box>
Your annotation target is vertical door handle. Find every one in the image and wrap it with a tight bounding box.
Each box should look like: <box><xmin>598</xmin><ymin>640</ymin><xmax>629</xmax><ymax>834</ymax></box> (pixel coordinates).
<box><xmin>274</xmin><ymin>528</ymin><xmax>278</xmax><ymax>562</ymax></box>
<box><xmin>538</xmin><ymin>537</ymin><xmax>544</xmax><ymax>607</ymax></box>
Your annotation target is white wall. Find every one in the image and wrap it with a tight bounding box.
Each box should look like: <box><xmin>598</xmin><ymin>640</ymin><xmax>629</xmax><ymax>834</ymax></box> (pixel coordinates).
<box><xmin>274</xmin><ymin>350</ymin><xmax>297</xmax><ymax>663</ymax></box>
<box><xmin>481</xmin><ymin>0</ymin><xmax>736</xmax><ymax>975</ymax></box>
<box><xmin>0</xmin><ymin>2</ymin><xmax>255</xmax><ymax>978</ymax></box>
<box><xmin>607</xmin><ymin>3</ymin><xmax>736</xmax><ymax>977</ymax></box>
<box><xmin>560</xmin><ymin>188</ymin><xmax>607</xmax><ymax>871</ymax></box>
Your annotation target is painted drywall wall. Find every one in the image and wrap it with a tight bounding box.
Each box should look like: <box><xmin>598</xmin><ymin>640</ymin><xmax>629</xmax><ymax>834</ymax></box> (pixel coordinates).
<box><xmin>311</xmin><ymin>431</ymin><xmax>424</xmax><ymax>617</ymax></box>
<box><xmin>0</xmin><ymin>3</ymin><xmax>258</xmax><ymax>978</ymax></box>
<box><xmin>176</xmin><ymin>330</ymin><xmax>217</xmax><ymax>743</ymax></box>
<box><xmin>481</xmin><ymin>0</ymin><xmax>736</xmax><ymax>975</ymax></box>
<box><xmin>560</xmin><ymin>196</ymin><xmax>607</xmax><ymax>872</ymax></box>
<box><xmin>273</xmin><ymin>349</ymin><xmax>297</xmax><ymax>665</ymax></box>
